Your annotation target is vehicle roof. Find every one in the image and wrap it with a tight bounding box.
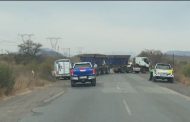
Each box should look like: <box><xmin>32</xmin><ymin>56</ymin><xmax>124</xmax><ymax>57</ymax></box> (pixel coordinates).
<box><xmin>74</xmin><ymin>62</ymin><xmax>91</xmax><ymax>64</ymax></box>
<box><xmin>107</xmin><ymin>55</ymin><xmax>131</xmax><ymax>58</ymax></box>
<box><xmin>156</xmin><ymin>63</ymin><xmax>171</xmax><ymax>66</ymax></box>
<box><xmin>78</xmin><ymin>54</ymin><xmax>107</xmax><ymax>58</ymax></box>
<box><xmin>55</xmin><ymin>59</ymin><xmax>70</xmax><ymax>62</ymax></box>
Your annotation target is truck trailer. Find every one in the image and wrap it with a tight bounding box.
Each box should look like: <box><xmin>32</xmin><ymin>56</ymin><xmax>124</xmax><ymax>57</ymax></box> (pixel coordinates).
<box><xmin>107</xmin><ymin>55</ymin><xmax>131</xmax><ymax>73</ymax></box>
<box><xmin>73</xmin><ymin>54</ymin><xmax>110</xmax><ymax>75</ymax></box>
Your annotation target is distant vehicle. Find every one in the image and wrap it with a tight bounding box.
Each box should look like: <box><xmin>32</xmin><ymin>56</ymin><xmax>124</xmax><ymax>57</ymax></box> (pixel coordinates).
<box><xmin>70</xmin><ymin>62</ymin><xmax>96</xmax><ymax>87</ymax></box>
<box><xmin>52</xmin><ymin>59</ymin><xmax>71</xmax><ymax>79</ymax></box>
<box><xmin>107</xmin><ymin>55</ymin><xmax>131</xmax><ymax>73</ymax></box>
<box><xmin>75</xmin><ymin>54</ymin><xmax>110</xmax><ymax>75</ymax></box>
<box><xmin>132</xmin><ymin>57</ymin><xmax>150</xmax><ymax>73</ymax></box>
<box><xmin>152</xmin><ymin>63</ymin><xmax>174</xmax><ymax>82</ymax></box>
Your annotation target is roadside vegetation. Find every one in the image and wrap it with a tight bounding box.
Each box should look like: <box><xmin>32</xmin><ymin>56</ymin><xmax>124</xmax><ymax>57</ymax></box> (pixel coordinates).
<box><xmin>138</xmin><ymin>49</ymin><xmax>190</xmax><ymax>85</ymax></box>
<box><xmin>0</xmin><ymin>40</ymin><xmax>63</xmax><ymax>97</ymax></box>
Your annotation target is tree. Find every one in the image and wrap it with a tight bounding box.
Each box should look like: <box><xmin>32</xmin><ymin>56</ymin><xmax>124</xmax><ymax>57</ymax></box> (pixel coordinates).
<box><xmin>138</xmin><ymin>49</ymin><xmax>164</xmax><ymax>65</ymax></box>
<box><xmin>18</xmin><ymin>40</ymin><xmax>42</xmax><ymax>56</ymax></box>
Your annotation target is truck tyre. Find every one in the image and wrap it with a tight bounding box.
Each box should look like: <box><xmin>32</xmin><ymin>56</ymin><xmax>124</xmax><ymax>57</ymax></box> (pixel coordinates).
<box><xmin>168</xmin><ymin>78</ymin><xmax>174</xmax><ymax>83</ymax></box>
<box><xmin>135</xmin><ymin>71</ymin><xmax>140</xmax><ymax>73</ymax></box>
<box><xmin>153</xmin><ymin>77</ymin><xmax>157</xmax><ymax>82</ymax></box>
<box><xmin>71</xmin><ymin>80</ymin><xmax>76</xmax><ymax>87</ymax></box>
<box><xmin>91</xmin><ymin>79</ymin><xmax>96</xmax><ymax>86</ymax></box>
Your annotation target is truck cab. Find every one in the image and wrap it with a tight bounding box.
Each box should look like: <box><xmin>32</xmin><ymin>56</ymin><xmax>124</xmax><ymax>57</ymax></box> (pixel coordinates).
<box><xmin>133</xmin><ymin>57</ymin><xmax>150</xmax><ymax>73</ymax></box>
<box><xmin>70</xmin><ymin>62</ymin><xmax>96</xmax><ymax>87</ymax></box>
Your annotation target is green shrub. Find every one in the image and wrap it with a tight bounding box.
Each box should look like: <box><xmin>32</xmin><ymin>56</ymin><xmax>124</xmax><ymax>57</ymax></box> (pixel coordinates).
<box><xmin>183</xmin><ymin>64</ymin><xmax>190</xmax><ymax>78</ymax></box>
<box><xmin>39</xmin><ymin>59</ymin><xmax>54</xmax><ymax>81</ymax></box>
<box><xmin>0</xmin><ymin>63</ymin><xmax>15</xmax><ymax>94</ymax></box>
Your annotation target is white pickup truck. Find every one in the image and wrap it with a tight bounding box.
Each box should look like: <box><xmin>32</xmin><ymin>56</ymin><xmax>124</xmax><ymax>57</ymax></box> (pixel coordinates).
<box><xmin>52</xmin><ymin>59</ymin><xmax>71</xmax><ymax>80</ymax></box>
<box><xmin>152</xmin><ymin>63</ymin><xmax>174</xmax><ymax>82</ymax></box>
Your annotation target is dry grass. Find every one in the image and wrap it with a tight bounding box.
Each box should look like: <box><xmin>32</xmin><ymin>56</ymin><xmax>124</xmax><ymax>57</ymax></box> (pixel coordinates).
<box><xmin>14</xmin><ymin>72</ymin><xmax>48</xmax><ymax>91</ymax></box>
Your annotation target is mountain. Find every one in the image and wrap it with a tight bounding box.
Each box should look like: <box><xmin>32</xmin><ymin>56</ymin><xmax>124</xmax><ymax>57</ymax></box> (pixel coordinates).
<box><xmin>37</xmin><ymin>48</ymin><xmax>65</xmax><ymax>58</ymax></box>
<box><xmin>166</xmin><ymin>51</ymin><xmax>190</xmax><ymax>57</ymax></box>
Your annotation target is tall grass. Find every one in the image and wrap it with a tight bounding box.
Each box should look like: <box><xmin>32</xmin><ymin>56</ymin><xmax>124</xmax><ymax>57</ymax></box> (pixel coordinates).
<box><xmin>0</xmin><ymin>62</ymin><xmax>15</xmax><ymax>95</ymax></box>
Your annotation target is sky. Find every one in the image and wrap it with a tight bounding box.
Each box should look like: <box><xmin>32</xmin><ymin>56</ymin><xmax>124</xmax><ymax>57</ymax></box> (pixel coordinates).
<box><xmin>0</xmin><ymin>1</ymin><xmax>190</xmax><ymax>56</ymax></box>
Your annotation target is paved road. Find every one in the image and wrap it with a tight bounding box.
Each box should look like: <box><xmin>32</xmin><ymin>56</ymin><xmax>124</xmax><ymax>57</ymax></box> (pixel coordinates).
<box><xmin>19</xmin><ymin>74</ymin><xmax>190</xmax><ymax>122</ymax></box>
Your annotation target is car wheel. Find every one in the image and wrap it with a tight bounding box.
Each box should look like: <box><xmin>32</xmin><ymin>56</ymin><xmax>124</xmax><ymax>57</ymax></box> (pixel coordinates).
<box><xmin>153</xmin><ymin>77</ymin><xmax>157</xmax><ymax>82</ymax></box>
<box><xmin>71</xmin><ymin>80</ymin><xmax>76</xmax><ymax>87</ymax></box>
<box><xmin>168</xmin><ymin>78</ymin><xmax>174</xmax><ymax>83</ymax></box>
<box><xmin>91</xmin><ymin>79</ymin><xmax>96</xmax><ymax>86</ymax></box>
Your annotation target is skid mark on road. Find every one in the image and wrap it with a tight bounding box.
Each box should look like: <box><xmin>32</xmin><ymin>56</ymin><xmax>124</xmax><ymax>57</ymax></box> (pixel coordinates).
<box><xmin>122</xmin><ymin>99</ymin><xmax>132</xmax><ymax>116</ymax></box>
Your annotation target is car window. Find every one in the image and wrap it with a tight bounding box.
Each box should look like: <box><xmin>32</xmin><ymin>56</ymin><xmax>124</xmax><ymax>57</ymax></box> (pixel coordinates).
<box><xmin>156</xmin><ymin>64</ymin><xmax>171</xmax><ymax>70</ymax></box>
<box><xmin>74</xmin><ymin>63</ymin><xmax>91</xmax><ymax>68</ymax></box>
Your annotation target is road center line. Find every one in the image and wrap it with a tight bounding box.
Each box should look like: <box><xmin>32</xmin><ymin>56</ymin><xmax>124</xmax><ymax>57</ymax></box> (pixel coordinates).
<box><xmin>122</xmin><ymin>99</ymin><xmax>132</xmax><ymax>116</ymax></box>
<box><xmin>116</xmin><ymin>84</ymin><xmax>121</xmax><ymax>90</ymax></box>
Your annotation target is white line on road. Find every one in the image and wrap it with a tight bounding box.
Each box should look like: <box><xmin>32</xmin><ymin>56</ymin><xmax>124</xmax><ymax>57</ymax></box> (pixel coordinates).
<box><xmin>116</xmin><ymin>84</ymin><xmax>121</xmax><ymax>90</ymax></box>
<box><xmin>160</xmin><ymin>87</ymin><xmax>190</xmax><ymax>101</ymax></box>
<box><xmin>43</xmin><ymin>91</ymin><xmax>64</xmax><ymax>103</ymax></box>
<box><xmin>122</xmin><ymin>99</ymin><xmax>132</xmax><ymax>116</ymax></box>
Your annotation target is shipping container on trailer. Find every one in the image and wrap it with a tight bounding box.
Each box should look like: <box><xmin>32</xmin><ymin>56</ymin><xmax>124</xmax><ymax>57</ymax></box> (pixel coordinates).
<box><xmin>77</xmin><ymin>54</ymin><xmax>110</xmax><ymax>75</ymax></box>
<box><xmin>107</xmin><ymin>55</ymin><xmax>131</xmax><ymax>73</ymax></box>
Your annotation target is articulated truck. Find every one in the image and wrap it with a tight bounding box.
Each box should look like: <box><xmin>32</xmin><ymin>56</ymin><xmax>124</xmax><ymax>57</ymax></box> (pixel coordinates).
<box><xmin>72</xmin><ymin>54</ymin><xmax>110</xmax><ymax>75</ymax></box>
<box><xmin>107</xmin><ymin>55</ymin><xmax>131</xmax><ymax>73</ymax></box>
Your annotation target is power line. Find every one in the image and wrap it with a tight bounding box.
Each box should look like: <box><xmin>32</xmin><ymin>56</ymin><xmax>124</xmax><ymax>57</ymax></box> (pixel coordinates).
<box><xmin>47</xmin><ymin>37</ymin><xmax>62</xmax><ymax>51</ymax></box>
<box><xmin>18</xmin><ymin>33</ymin><xmax>34</xmax><ymax>43</ymax></box>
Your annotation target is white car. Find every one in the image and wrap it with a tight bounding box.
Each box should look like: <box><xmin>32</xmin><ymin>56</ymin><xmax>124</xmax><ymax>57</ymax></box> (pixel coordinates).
<box><xmin>152</xmin><ymin>63</ymin><xmax>174</xmax><ymax>82</ymax></box>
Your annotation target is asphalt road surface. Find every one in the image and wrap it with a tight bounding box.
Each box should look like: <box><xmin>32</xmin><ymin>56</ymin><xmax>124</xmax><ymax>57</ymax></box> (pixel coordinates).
<box><xmin>19</xmin><ymin>74</ymin><xmax>190</xmax><ymax>122</ymax></box>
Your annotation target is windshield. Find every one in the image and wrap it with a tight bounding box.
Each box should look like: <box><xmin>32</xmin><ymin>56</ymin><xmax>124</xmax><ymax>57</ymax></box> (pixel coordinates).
<box><xmin>143</xmin><ymin>58</ymin><xmax>150</xmax><ymax>64</ymax></box>
<box><xmin>74</xmin><ymin>63</ymin><xmax>91</xmax><ymax>68</ymax></box>
<box><xmin>56</xmin><ymin>60</ymin><xmax>70</xmax><ymax>64</ymax></box>
<box><xmin>156</xmin><ymin>64</ymin><xmax>171</xmax><ymax>70</ymax></box>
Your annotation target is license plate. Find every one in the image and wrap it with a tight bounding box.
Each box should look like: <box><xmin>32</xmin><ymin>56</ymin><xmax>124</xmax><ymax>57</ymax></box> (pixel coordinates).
<box><xmin>80</xmin><ymin>76</ymin><xmax>87</xmax><ymax>79</ymax></box>
<box><xmin>161</xmin><ymin>74</ymin><xmax>167</xmax><ymax>76</ymax></box>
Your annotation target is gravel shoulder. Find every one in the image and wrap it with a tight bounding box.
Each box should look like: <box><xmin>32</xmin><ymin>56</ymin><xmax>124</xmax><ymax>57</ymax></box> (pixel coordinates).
<box><xmin>139</xmin><ymin>73</ymin><xmax>190</xmax><ymax>98</ymax></box>
<box><xmin>0</xmin><ymin>80</ymin><xmax>66</xmax><ymax>122</ymax></box>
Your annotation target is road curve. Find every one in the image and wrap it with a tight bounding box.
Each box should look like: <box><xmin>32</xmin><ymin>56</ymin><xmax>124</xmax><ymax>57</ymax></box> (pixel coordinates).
<box><xmin>20</xmin><ymin>74</ymin><xmax>190</xmax><ymax>122</ymax></box>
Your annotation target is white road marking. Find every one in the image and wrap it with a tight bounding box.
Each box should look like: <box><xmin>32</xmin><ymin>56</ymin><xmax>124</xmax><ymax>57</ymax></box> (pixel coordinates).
<box><xmin>43</xmin><ymin>91</ymin><xmax>64</xmax><ymax>103</ymax></box>
<box><xmin>160</xmin><ymin>87</ymin><xmax>190</xmax><ymax>101</ymax></box>
<box><xmin>116</xmin><ymin>85</ymin><xmax>121</xmax><ymax>90</ymax></box>
<box><xmin>122</xmin><ymin>99</ymin><xmax>132</xmax><ymax>116</ymax></box>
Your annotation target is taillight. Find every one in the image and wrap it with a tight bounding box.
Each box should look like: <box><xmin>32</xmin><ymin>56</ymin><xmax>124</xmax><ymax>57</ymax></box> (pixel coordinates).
<box><xmin>93</xmin><ymin>69</ymin><xmax>96</xmax><ymax>75</ymax></box>
<box><xmin>70</xmin><ymin>69</ymin><xmax>74</xmax><ymax>76</ymax></box>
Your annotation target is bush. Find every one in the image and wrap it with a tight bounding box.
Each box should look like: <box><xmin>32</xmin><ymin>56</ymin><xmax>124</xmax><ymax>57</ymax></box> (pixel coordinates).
<box><xmin>0</xmin><ymin>63</ymin><xmax>15</xmax><ymax>94</ymax></box>
<box><xmin>39</xmin><ymin>58</ymin><xmax>54</xmax><ymax>81</ymax></box>
<box><xmin>183</xmin><ymin>64</ymin><xmax>190</xmax><ymax>78</ymax></box>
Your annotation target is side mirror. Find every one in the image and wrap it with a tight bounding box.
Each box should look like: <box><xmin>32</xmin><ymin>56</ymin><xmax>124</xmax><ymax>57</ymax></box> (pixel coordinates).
<box><xmin>94</xmin><ymin>64</ymin><xmax>97</xmax><ymax>68</ymax></box>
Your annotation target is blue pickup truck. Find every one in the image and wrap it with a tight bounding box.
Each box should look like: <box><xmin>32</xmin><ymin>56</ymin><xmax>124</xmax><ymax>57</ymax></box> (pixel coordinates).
<box><xmin>70</xmin><ymin>62</ymin><xmax>96</xmax><ymax>87</ymax></box>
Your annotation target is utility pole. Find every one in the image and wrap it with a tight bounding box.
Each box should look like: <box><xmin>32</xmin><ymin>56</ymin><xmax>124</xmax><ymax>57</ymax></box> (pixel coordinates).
<box><xmin>18</xmin><ymin>33</ymin><xmax>34</xmax><ymax>43</ymax></box>
<box><xmin>68</xmin><ymin>48</ymin><xmax>70</xmax><ymax>58</ymax></box>
<box><xmin>173</xmin><ymin>51</ymin><xmax>175</xmax><ymax>68</ymax></box>
<box><xmin>47</xmin><ymin>37</ymin><xmax>61</xmax><ymax>51</ymax></box>
<box><xmin>47</xmin><ymin>37</ymin><xmax>62</xmax><ymax>57</ymax></box>
<box><xmin>77</xmin><ymin>47</ymin><xmax>83</xmax><ymax>55</ymax></box>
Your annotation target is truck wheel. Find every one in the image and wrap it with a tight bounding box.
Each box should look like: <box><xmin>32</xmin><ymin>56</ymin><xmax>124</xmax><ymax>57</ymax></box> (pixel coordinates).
<box><xmin>91</xmin><ymin>79</ymin><xmax>96</xmax><ymax>86</ymax></box>
<box><xmin>168</xmin><ymin>78</ymin><xmax>174</xmax><ymax>83</ymax></box>
<box><xmin>135</xmin><ymin>71</ymin><xmax>140</xmax><ymax>73</ymax></box>
<box><xmin>153</xmin><ymin>77</ymin><xmax>157</xmax><ymax>82</ymax></box>
<box><xmin>71</xmin><ymin>80</ymin><xmax>76</xmax><ymax>87</ymax></box>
